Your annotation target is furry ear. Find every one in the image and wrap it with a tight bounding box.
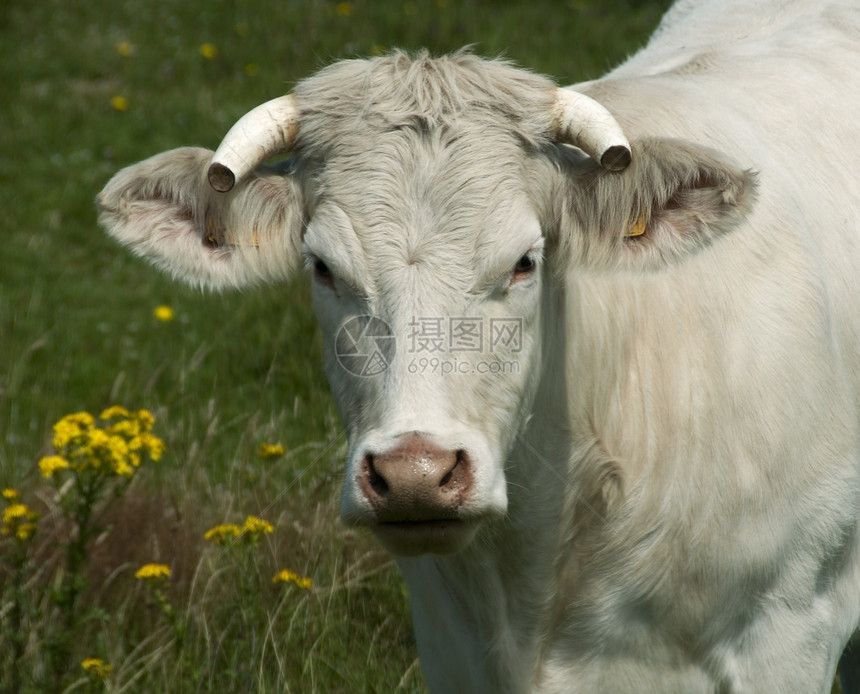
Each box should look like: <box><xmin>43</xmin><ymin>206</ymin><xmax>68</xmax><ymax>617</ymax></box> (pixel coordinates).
<box><xmin>97</xmin><ymin>147</ymin><xmax>305</xmax><ymax>289</ymax></box>
<box><xmin>560</xmin><ymin>138</ymin><xmax>757</xmax><ymax>271</ymax></box>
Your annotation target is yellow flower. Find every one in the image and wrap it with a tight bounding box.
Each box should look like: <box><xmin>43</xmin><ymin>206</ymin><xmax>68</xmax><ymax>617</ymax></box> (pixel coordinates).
<box><xmin>257</xmin><ymin>442</ymin><xmax>285</xmax><ymax>459</ymax></box>
<box><xmin>273</xmin><ymin>568</ymin><xmax>313</xmax><ymax>589</ymax></box>
<box><xmin>112</xmin><ymin>457</ymin><xmax>134</xmax><ymax>477</ymax></box>
<box><xmin>2</xmin><ymin>503</ymin><xmax>38</xmax><ymax>541</ymax></box>
<box><xmin>154</xmin><ymin>305</ymin><xmax>174</xmax><ymax>322</ymax></box>
<box><xmin>204</xmin><ymin>523</ymin><xmax>241</xmax><ymax>545</ymax></box>
<box><xmin>237</xmin><ymin>515</ymin><xmax>274</xmax><ymax>547</ymax></box>
<box><xmin>16</xmin><ymin>523</ymin><xmax>37</xmax><ymax>541</ymax></box>
<box><xmin>75</xmin><ymin>428</ymin><xmax>113</xmax><ymax>471</ymax></box>
<box><xmin>200</xmin><ymin>43</ymin><xmax>217</xmax><ymax>59</ymax></box>
<box><xmin>116</xmin><ymin>41</ymin><xmax>133</xmax><ymax>57</ymax></box>
<box><xmin>135</xmin><ymin>563</ymin><xmax>171</xmax><ymax>581</ymax></box>
<box><xmin>106</xmin><ymin>420</ymin><xmax>138</xmax><ymax>440</ymax></box>
<box><xmin>205</xmin><ymin>517</ymin><xmax>273</xmax><ymax>547</ymax></box>
<box><xmin>2</xmin><ymin>488</ymin><xmax>19</xmax><ymax>500</ymax></box>
<box><xmin>141</xmin><ymin>432</ymin><xmax>165</xmax><ymax>461</ymax></box>
<box><xmin>38</xmin><ymin>456</ymin><xmax>70</xmax><ymax>478</ymax></box>
<box><xmin>81</xmin><ymin>657</ymin><xmax>112</xmax><ymax>680</ymax></box>
<box><xmin>244</xmin><ymin>63</ymin><xmax>259</xmax><ymax>77</ymax></box>
<box><xmin>241</xmin><ymin>515</ymin><xmax>274</xmax><ymax>537</ymax></box>
<box><xmin>4</xmin><ymin>504</ymin><xmax>28</xmax><ymax>520</ymax></box>
<box><xmin>101</xmin><ymin>405</ymin><xmax>131</xmax><ymax>420</ymax></box>
<box><xmin>53</xmin><ymin>411</ymin><xmax>95</xmax><ymax>449</ymax></box>
<box><xmin>335</xmin><ymin>2</ymin><xmax>354</xmax><ymax>16</ymax></box>
<box><xmin>111</xmin><ymin>95</ymin><xmax>129</xmax><ymax>111</ymax></box>
<box><xmin>136</xmin><ymin>408</ymin><xmax>155</xmax><ymax>428</ymax></box>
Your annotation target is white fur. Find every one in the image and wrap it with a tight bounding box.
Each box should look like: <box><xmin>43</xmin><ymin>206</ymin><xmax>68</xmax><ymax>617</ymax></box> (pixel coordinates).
<box><xmin>97</xmin><ymin>2</ymin><xmax>860</xmax><ymax>691</ymax></box>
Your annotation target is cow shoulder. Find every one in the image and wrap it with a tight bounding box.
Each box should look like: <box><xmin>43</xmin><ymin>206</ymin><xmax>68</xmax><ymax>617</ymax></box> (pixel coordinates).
<box><xmin>97</xmin><ymin>147</ymin><xmax>305</xmax><ymax>289</ymax></box>
<box><xmin>560</xmin><ymin>137</ymin><xmax>757</xmax><ymax>270</ymax></box>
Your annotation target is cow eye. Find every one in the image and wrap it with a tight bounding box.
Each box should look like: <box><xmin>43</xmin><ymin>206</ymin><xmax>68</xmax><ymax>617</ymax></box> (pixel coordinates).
<box><xmin>511</xmin><ymin>254</ymin><xmax>537</xmax><ymax>284</ymax></box>
<box><xmin>313</xmin><ymin>258</ymin><xmax>335</xmax><ymax>288</ymax></box>
<box><xmin>515</xmin><ymin>255</ymin><xmax>534</xmax><ymax>273</ymax></box>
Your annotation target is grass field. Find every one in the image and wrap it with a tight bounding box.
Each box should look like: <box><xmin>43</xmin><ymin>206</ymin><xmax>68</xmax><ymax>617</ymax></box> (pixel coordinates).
<box><xmin>2</xmin><ymin>0</ymin><xmax>792</xmax><ymax>691</ymax></box>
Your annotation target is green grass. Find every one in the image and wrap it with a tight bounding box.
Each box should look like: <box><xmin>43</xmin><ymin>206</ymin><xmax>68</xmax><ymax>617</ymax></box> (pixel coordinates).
<box><xmin>0</xmin><ymin>0</ymin><xmax>678</xmax><ymax>691</ymax></box>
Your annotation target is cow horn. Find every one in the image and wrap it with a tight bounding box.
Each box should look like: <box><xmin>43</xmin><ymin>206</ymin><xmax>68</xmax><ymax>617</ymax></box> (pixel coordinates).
<box><xmin>551</xmin><ymin>89</ymin><xmax>631</xmax><ymax>171</ymax></box>
<box><xmin>208</xmin><ymin>95</ymin><xmax>300</xmax><ymax>192</ymax></box>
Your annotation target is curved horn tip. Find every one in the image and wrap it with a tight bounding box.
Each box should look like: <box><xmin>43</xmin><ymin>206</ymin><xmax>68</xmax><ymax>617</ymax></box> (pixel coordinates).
<box><xmin>208</xmin><ymin>162</ymin><xmax>236</xmax><ymax>192</ymax></box>
<box><xmin>600</xmin><ymin>145</ymin><xmax>632</xmax><ymax>172</ymax></box>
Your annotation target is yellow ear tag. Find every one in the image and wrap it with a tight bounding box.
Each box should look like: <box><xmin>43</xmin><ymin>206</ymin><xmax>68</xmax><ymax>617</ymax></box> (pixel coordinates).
<box><xmin>626</xmin><ymin>214</ymin><xmax>647</xmax><ymax>238</ymax></box>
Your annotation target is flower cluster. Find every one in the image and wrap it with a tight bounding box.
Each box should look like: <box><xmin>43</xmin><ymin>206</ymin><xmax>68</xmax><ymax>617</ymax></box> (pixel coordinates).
<box><xmin>135</xmin><ymin>563</ymin><xmax>171</xmax><ymax>582</ymax></box>
<box><xmin>272</xmin><ymin>568</ymin><xmax>313</xmax><ymax>590</ymax></box>
<box><xmin>203</xmin><ymin>523</ymin><xmax>241</xmax><ymax>545</ymax></box>
<box><xmin>257</xmin><ymin>442</ymin><xmax>285</xmax><ymax>460</ymax></box>
<box><xmin>204</xmin><ymin>515</ymin><xmax>274</xmax><ymax>547</ymax></box>
<box><xmin>39</xmin><ymin>407</ymin><xmax>164</xmax><ymax>480</ymax></box>
<box><xmin>81</xmin><ymin>657</ymin><xmax>112</xmax><ymax>680</ymax></box>
<box><xmin>2</xmin><ymin>490</ymin><xmax>38</xmax><ymax>541</ymax></box>
<box><xmin>153</xmin><ymin>305</ymin><xmax>175</xmax><ymax>322</ymax></box>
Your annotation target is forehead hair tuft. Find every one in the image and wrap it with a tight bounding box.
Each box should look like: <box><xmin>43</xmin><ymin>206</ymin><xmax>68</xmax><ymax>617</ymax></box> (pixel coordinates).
<box><xmin>293</xmin><ymin>49</ymin><xmax>557</xmax><ymax>149</ymax></box>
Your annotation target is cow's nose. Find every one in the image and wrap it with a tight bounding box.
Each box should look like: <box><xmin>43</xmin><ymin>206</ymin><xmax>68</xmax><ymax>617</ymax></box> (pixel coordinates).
<box><xmin>358</xmin><ymin>434</ymin><xmax>472</xmax><ymax>522</ymax></box>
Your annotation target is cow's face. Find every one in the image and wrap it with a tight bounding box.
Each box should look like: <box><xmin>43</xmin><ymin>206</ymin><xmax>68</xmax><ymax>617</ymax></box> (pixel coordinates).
<box><xmin>97</xmin><ymin>53</ymin><xmax>754</xmax><ymax>555</ymax></box>
<box><xmin>302</xmin><ymin>130</ymin><xmax>549</xmax><ymax>554</ymax></box>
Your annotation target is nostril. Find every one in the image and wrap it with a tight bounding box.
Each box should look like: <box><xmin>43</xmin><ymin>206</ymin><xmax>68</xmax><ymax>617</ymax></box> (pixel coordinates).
<box><xmin>439</xmin><ymin>449</ymin><xmax>469</xmax><ymax>490</ymax></box>
<box><xmin>365</xmin><ymin>454</ymin><xmax>389</xmax><ymax>497</ymax></box>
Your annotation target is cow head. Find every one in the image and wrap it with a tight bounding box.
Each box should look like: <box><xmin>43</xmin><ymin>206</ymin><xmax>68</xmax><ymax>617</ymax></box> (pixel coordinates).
<box><xmin>97</xmin><ymin>52</ymin><xmax>753</xmax><ymax>556</ymax></box>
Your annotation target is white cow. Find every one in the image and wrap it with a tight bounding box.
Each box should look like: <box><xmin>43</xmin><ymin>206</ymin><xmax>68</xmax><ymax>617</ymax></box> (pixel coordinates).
<box><xmin>97</xmin><ymin>0</ymin><xmax>860</xmax><ymax>691</ymax></box>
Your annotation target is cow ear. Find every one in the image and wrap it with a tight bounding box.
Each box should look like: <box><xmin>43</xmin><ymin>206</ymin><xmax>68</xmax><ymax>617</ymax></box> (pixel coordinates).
<box><xmin>97</xmin><ymin>147</ymin><xmax>304</xmax><ymax>289</ymax></box>
<box><xmin>562</xmin><ymin>138</ymin><xmax>757</xmax><ymax>270</ymax></box>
